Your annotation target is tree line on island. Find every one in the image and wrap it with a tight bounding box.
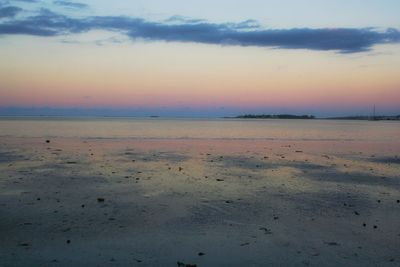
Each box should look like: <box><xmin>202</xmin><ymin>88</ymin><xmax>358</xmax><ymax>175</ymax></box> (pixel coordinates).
<box><xmin>225</xmin><ymin>114</ymin><xmax>400</xmax><ymax>120</ymax></box>
<box><xmin>232</xmin><ymin>114</ymin><xmax>315</xmax><ymax>119</ymax></box>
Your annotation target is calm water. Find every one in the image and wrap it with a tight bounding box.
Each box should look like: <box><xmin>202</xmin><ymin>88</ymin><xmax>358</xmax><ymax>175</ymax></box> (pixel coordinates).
<box><xmin>0</xmin><ymin>117</ymin><xmax>399</xmax><ymax>141</ymax></box>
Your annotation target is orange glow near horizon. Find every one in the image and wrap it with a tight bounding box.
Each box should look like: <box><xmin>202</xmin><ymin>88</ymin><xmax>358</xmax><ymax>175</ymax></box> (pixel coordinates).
<box><xmin>1</xmin><ymin>36</ymin><xmax>400</xmax><ymax>112</ymax></box>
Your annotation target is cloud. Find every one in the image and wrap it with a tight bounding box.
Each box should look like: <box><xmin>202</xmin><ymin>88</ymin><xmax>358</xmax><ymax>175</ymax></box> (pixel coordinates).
<box><xmin>11</xmin><ymin>0</ymin><xmax>38</xmax><ymax>2</ymax></box>
<box><xmin>53</xmin><ymin>1</ymin><xmax>88</xmax><ymax>9</ymax></box>
<box><xmin>0</xmin><ymin>5</ymin><xmax>22</xmax><ymax>18</ymax></box>
<box><xmin>0</xmin><ymin>9</ymin><xmax>399</xmax><ymax>53</ymax></box>
<box><xmin>229</xmin><ymin>19</ymin><xmax>261</xmax><ymax>30</ymax></box>
<box><xmin>0</xmin><ymin>8</ymin><xmax>85</xmax><ymax>35</ymax></box>
<box><xmin>164</xmin><ymin>15</ymin><xmax>205</xmax><ymax>24</ymax></box>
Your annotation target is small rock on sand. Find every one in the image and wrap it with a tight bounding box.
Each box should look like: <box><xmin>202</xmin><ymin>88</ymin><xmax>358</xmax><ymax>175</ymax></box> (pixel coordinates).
<box><xmin>259</xmin><ymin>227</ymin><xmax>272</xmax><ymax>234</ymax></box>
<box><xmin>324</xmin><ymin>242</ymin><xmax>340</xmax><ymax>246</ymax></box>
<box><xmin>177</xmin><ymin>261</ymin><xmax>197</xmax><ymax>267</ymax></box>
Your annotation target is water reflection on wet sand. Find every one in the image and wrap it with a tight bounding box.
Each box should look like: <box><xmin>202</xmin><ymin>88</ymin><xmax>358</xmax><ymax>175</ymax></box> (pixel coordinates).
<box><xmin>0</xmin><ymin>137</ymin><xmax>399</xmax><ymax>266</ymax></box>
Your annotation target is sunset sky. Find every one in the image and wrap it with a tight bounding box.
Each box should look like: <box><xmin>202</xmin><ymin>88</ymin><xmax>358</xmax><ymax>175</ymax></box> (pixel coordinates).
<box><xmin>1</xmin><ymin>0</ymin><xmax>400</xmax><ymax>117</ymax></box>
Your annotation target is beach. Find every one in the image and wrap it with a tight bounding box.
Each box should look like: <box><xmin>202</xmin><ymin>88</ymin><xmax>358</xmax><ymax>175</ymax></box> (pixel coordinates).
<box><xmin>0</xmin><ymin>118</ymin><xmax>399</xmax><ymax>266</ymax></box>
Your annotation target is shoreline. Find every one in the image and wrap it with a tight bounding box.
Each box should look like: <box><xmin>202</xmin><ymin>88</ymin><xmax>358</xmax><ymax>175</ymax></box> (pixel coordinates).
<box><xmin>0</xmin><ymin>115</ymin><xmax>399</xmax><ymax>121</ymax></box>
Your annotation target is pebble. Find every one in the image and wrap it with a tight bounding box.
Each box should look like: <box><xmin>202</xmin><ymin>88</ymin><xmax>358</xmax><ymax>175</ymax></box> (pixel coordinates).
<box><xmin>177</xmin><ymin>261</ymin><xmax>197</xmax><ymax>267</ymax></box>
<box><xmin>259</xmin><ymin>227</ymin><xmax>272</xmax><ymax>234</ymax></box>
<box><xmin>325</xmin><ymin>242</ymin><xmax>340</xmax><ymax>246</ymax></box>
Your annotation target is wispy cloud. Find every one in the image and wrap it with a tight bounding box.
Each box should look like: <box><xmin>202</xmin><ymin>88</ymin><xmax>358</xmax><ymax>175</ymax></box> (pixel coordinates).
<box><xmin>0</xmin><ymin>8</ymin><xmax>399</xmax><ymax>53</ymax></box>
<box><xmin>10</xmin><ymin>0</ymin><xmax>38</xmax><ymax>3</ymax></box>
<box><xmin>164</xmin><ymin>15</ymin><xmax>206</xmax><ymax>24</ymax></box>
<box><xmin>53</xmin><ymin>1</ymin><xmax>88</xmax><ymax>9</ymax></box>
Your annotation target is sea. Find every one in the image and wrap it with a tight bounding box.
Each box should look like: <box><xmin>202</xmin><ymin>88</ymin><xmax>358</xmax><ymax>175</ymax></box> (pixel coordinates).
<box><xmin>0</xmin><ymin>116</ymin><xmax>398</xmax><ymax>141</ymax></box>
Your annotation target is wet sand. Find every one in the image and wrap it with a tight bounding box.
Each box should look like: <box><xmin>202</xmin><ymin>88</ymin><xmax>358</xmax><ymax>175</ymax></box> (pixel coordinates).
<box><xmin>0</xmin><ymin>137</ymin><xmax>399</xmax><ymax>266</ymax></box>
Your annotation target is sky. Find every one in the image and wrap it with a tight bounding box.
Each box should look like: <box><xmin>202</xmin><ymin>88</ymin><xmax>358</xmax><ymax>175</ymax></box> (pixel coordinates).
<box><xmin>0</xmin><ymin>0</ymin><xmax>400</xmax><ymax>117</ymax></box>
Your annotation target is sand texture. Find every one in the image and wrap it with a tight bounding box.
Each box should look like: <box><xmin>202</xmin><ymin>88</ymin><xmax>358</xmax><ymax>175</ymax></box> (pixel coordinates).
<box><xmin>0</xmin><ymin>137</ymin><xmax>400</xmax><ymax>266</ymax></box>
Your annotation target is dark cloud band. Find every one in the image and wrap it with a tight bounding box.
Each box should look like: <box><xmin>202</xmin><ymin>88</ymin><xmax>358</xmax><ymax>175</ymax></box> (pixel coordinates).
<box><xmin>0</xmin><ymin>6</ymin><xmax>22</xmax><ymax>18</ymax></box>
<box><xmin>0</xmin><ymin>8</ymin><xmax>399</xmax><ymax>53</ymax></box>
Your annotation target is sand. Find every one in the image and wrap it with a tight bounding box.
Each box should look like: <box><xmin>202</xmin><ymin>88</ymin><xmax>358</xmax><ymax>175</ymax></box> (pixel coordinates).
<box><xmin>0</xmin><ymin>137</ymin><xmax>399</xmax><ymax>266</ymax></box>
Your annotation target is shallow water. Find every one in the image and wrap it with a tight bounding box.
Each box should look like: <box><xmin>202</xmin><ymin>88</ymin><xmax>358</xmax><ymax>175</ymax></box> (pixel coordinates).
<box><xmin>0</xmin><ymin>117</ymin><xmax>399</xmax><ymax>266</ymax></box>
<box><xmin>0</xmin><ymin>117</ymin><xmax>399</xmax><ymax>141</ymax></box>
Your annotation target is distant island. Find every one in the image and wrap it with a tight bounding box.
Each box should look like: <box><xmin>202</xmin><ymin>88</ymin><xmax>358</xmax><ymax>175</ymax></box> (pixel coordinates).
<box><xmin>230</xmin><ymin>114</ymin><xmax>315</xmax><ymax>119</ymax></box>
<box><xmin>226</xmin><ymin>114</ymin><xmax>400</xmax><ymax>120</ymax></box>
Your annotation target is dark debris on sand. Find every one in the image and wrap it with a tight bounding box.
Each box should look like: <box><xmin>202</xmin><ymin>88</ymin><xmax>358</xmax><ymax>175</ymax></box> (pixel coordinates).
<box><xmin>177</xmin><ymin>261</ymin><xmax>197</xmax><ymax>267</ymax></box>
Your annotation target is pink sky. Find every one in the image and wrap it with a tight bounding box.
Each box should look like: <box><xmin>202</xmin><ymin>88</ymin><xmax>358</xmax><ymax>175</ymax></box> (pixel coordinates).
<box><xmin>1</xmin><ymin>36</ymin><xmax>400</xmax><ymax>116</ymax></box>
